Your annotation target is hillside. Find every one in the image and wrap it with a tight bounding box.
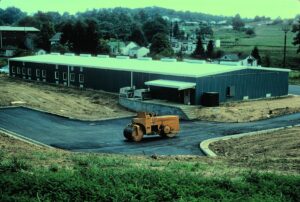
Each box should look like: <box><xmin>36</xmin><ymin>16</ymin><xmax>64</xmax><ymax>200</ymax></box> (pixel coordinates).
<box><xmin>214</xmin><ymin>24</ymin><xmax>300</xmax><ymax>69</ymax></box>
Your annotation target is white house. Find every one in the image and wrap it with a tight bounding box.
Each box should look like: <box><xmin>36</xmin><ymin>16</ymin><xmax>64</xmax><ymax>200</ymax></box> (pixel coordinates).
<box><xmin>241</xmin><ymin>55</ymin><xmax>258</xmax><ymax>66</ymax></box>
<box><xmin>128</xmin><ymin>47</ymin><xmax>150</xmax><ymax>58</ymax></box>
<box><xmin>121</xmin><ymin>42</ymin><xmax>139</xmax><ymax>55</ymax></box>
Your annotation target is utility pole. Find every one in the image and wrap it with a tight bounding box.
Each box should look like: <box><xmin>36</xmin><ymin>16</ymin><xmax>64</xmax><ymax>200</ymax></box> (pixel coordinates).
<box><xmin>282</xmin><ymin>23</ymin><xmax>290</xmax><ymax>68</ymax></box>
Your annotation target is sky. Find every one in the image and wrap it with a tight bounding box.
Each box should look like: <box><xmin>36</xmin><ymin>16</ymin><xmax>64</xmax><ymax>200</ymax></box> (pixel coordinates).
<box><xmin>0</xmin><ymin>0</ymin><xmax>300</xmax><ymax>19</ymax></box>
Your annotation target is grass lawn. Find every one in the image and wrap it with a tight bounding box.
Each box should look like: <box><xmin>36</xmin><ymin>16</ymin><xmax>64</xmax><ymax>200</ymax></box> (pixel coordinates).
<box><xmin>0</xmin><ymin>132</ymin><xmax>300</xmax><ymax>201</ymax></box>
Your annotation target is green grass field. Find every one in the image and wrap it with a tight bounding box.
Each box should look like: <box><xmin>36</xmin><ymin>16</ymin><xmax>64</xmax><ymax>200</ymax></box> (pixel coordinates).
<box><xmin>1</xmin><ymin>149</ymin><xmax>300</xmax><ymax>201</ymax></box>
<box><xmin>214</xmin><ymin>24</ymin><xmax>300</xmax><ymax>69</ymax></box>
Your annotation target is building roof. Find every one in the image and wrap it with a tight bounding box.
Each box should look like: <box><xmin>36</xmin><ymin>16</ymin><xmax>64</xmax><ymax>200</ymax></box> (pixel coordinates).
<box><xmin>145</xmin><ymin>80</ymin><xmax>196</xmax><ymax>90</ymax></box>
<box><xmin>0</xmin><ymin>26</ymin><xmax>39</xmax><ymax>32</ymax></box>
<box><xmin>9</xmin><ymin>55</ymin><xmax>290</xmax><ymax>78</ymax></box>
<box><xmin>49</xmin><ymin>32</ymin><xmax>62</xmax><ymax>42</ymax></box>
<box><xmin>220</xmin><ymin>54</ymin><xmax>240</xmax><ymax>61</ymax></box>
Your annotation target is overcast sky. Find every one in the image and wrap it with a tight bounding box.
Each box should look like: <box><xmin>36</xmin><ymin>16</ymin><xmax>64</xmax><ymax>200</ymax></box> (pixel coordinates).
<box><xmin>0</xmin><ymin>0</ymin><xmax>299</xmax><ymax>19</ymax></box>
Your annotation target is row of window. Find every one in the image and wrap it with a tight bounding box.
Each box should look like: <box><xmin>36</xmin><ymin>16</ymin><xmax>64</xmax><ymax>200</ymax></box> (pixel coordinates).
<box><xmin>11</xmin><ymin>67</ymin><xmax>84</xmax><ymax>83</ymax></box>
<box><xmin>54</xmin><ymin>71</ymin><xmax>84</xmax><ymax>83</ymax></box>
<box><xmin>12</xmin><ymin>66</ymin><xmax>46</xmax><ymax>78</ymax></box>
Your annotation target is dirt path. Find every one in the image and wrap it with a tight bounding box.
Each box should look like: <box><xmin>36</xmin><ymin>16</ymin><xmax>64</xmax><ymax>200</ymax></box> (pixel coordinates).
<box><xmin>194</xmin><ymin>95</ymin><xmax>300</xmax><ymax>122</ymax></box>
<box><xmin>209</xmin><ymin>127</ymin><xmax>300</xmax><ymax>173</ymax></box>
<box><xmin>0</xmin><ymin>74</ymin><xmax>133</xmax><ymax>120</ymax></box>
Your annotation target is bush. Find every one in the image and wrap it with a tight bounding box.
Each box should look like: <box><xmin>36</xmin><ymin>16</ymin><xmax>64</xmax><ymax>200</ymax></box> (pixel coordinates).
<box><xmin>245</xmin><ymin>28</ymin><xmax>256</xmax><ymax>36</ymax></box>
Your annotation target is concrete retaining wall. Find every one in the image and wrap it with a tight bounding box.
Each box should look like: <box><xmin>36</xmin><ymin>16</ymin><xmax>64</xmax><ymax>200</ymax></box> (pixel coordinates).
<box><xmin>119</xmin><ymin>97</ymin><xmax>188</xmax><ymax>120</ymax></box>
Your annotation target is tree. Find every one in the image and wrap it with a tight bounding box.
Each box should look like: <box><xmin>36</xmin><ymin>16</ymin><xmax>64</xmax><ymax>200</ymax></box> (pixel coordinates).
<box><xmin>0</xmin><ymin>7</ymin><xmax>25</xmax><ymax>25</ymax></box>
<box><xmin>232</xmin><ymin>14</ymin><xmax>245</xmax><ymax>31</ymax></box>
<box><xmin>97</xmin><ymin>39</ymin><xmax>110</xmax><ymax>54</ymax></box>
<box><xmin>129</xmin><ymin>26</ymin><xmax>147</xmax><ymax>46</ymax></box>
<box><xmin>173</xmin><ymin>22</ymin><xmax>180</xmax><ymax>39</ymax></box>
<box><xmin>292</xmin><ymin>19</ymin><xmax>300</xmax><ymax>53</ymax></box>
<box><xmin>206</xmin><ymin>40</ymin><xmax>214</xmax><ymax>58</ymax></box>
<box><xmin>245</xmin><ymin>28</ymin><xmax>255</xmax><ymax>37</ymax></box>
<box><xmin>263</xmin><ymin>54</ymin><xmax>271</xmax><ymax>67</ymax></box>
<box><xmin>192</xmin><ymin>35</ymin><xmax>205</xmax><ymax>59</ymax></box>
<box><xmin>150</xmin><ymin>33</ymin><xmax>173</xmax><ymax>56</ymax></box>
<box><xmin>251</xmin><ymin>46</ymin><xmax>262</xmax><ymax>65</ymax></box>
<box><xmin>143</xmin><ymin>17</ymin><xmax>169</xmax><ymax>42</ymax></box>
<box><xmin>36</xmin><ymin>22</ymin><xmax>55</xmax><ymax>51</ymax></box>
<box><xmin>85</xmin><ymin>19</ymin><xmax>100</xmax><ymax>54</ymax></box>
<box><xmin>199</xmin><ymin>25</ymin><xmax>213</xmax><ymax>36</ymax></box>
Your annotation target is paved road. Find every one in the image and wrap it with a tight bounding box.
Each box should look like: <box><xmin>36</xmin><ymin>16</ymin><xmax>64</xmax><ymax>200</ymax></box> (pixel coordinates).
<box><xmin>289</xmin><ymin>85</ymin><xmax>300</xmax><ymax>95</ymax></box>
<box><xmin>1</xmin><ymin>107</ymin><xmax>300</xmax><ymax>156</ymax></box>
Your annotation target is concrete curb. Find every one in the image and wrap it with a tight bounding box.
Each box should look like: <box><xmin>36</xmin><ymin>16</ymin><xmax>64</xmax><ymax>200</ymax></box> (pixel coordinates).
<box><xmin>0</xmin><ymin>127</ymin><xmax>54</xmax><ymax>149</ymax></box>
<box><xmin>199</xmin><ymin>125</ymin><xmax>300</xmax><ymax>157</ymax></box>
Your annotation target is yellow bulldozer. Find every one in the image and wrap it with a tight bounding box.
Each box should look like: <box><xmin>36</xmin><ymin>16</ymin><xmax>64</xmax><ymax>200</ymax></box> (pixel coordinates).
<box><xmin>123</xmin><ymin>112</ymin><xmax>180</xmax><ymax>142</ymax></box>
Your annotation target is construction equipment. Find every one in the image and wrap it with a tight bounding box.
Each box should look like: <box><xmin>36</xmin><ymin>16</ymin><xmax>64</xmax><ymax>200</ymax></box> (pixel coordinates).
<box><xmin>123</xmin><ymin>112</ymin><xmax>180</xmax><ymax>142</ymax></box>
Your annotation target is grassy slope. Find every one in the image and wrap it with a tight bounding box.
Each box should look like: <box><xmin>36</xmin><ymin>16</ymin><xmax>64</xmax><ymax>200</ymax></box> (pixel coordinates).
<box><xmin>214</xmin><ymin>24</ymin><xmax>300</xmax><ymax>69</ymax></box>
<box><xmin>0</xmin><ymin>133</ymin><xmax>300</xmax><ymax>201</ymax></box>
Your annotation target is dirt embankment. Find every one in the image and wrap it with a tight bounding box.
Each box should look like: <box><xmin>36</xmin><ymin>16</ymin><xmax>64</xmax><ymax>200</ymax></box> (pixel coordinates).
<box><xmin>194</xmin><ymin>96</ymin><xmax>300</xmax><ymax>122</ymax></box>
<box><xmin>209</xmin><ymin>127</ymin><xmax>300</xmax><ymax>173</ymax></box>
<box><xmin>0</xmin><ymin>74</ymin><xmax>133</xmax><ymax>120</ymax></box>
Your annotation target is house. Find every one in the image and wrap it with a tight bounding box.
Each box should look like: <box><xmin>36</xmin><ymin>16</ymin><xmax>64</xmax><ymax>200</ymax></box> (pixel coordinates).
<box><xmin>220</xmin><ymin>54</ymin><xmax>240</xmax><ymax>61</ymax></box>
<box><xmin>241</xmin><ymin>55</ymin><xmax>258</xmax><ymax>66</ymax></box>
<box><xmin>0</xmin><ymin>26</ymin><xmax>39</xmax><ymax>54</ymax></box>
<box><xmin>128</xmin><ymin>47</ymin><xmax>150</xmax><ymax>58</ymax></box>
<box><xmin>121</xmin><ymin>42</ymin><xmax>139</xmax><ymax>55</ymax></box>
<box><xmin>49</xmin><ymin>32</ymin><xmax>62</xmax><ymax>45</ymax></box>
<box><xmin>108</xmin><ymin>40</ymin><xmax>125</xmax><ymax>55</ymax></box>
<box><xmin>108</xmin><ymin>41</ymin><xmax>138</xmax><ymax>56</ymax></box>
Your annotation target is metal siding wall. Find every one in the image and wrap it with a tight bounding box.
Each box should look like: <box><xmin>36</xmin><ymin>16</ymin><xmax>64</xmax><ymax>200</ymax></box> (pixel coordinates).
<box><xmin>196</xmin><ymin>69</ymin><xmax>289</xmax><ymax>105</ymax></box>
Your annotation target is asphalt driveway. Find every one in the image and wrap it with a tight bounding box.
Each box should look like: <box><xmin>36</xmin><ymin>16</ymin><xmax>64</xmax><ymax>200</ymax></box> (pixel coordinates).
<box><xmin>1</xmin><ymin>107</ymin><xmax>300</xmax><ymax>155</ymax></box>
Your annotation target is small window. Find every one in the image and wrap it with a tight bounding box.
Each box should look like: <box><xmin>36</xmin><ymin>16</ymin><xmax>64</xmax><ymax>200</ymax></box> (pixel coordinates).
<box><xmin>55</xmin><ymin>71</ymin><xmax>59</xmax><ymax>80</ymax></box>
<box><xmin>70</xmin><ymin>73</ymin><xmax>75</xmax><ymax>82</ymax></box>
<box><xmin>55</xmin><ymin>65</ymin><xmax>58</xmax><ymax>70</ymax></box>
<box><xmin>36</xmin><ymin>69</ymin><xmax>40</xmax><ymax>77</ymax></box>
<box><xmin>42</xmin><ymin>70</ymin><xmax>46</xmax><ymax>78</ymax></box>
<box><xmin>12</xmin><ymin>66</ymin><xmax>16</xmax><ymax>73</ymax></box>
<box><xmin>80</xmin><ymin>67</ymin><xmax>83</xmax><ymax>72</ymax></box>
<box><xmin>27</xmin><ymin>68</ymin><xmax>31</xmax><ymax>76</ymax></box>
<box><xmin>226</xmin><ymin>86</ymin><xmax>235</xmax><ymax>97</ymax></box>
<box><xmin>63</xmin><ymin>72</ymin><xmax>67</xmax><ymax>81</ymax></box>
<box><xmin>22</xmin><ymin>68</ymin><xmax>26</xmax><ymax>75</ymax></box>
<box><xmin>17</xmin><ymin>67</ymin><xmax>21</xmax><ymax>74</ymax></box>
<box><xmin>70</xmin><ymin>66</ymin><xmax>74</xmax><ymax>71</ymax></box>
<box><xmin>79</xmin><ymin>74</ymin><xmax>84</xmax><ymax>83</ymax></box>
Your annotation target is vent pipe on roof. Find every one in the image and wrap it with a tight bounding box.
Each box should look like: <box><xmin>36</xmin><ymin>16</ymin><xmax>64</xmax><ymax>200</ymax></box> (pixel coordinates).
<box><xmin>116</xmin><ymin>56</ymin><xmax>130</xmax><ymax>59</ymax></box>
<box><xmin>137</xmin><ymin>57</ymin><xmax>152</xmax><ymax>61</ymax></box>
<box><xmin>160</xmin><ymin>58</ymin><xmax>177</xmax><ymax>62</ymax></box>
<box><xmin>50</xmin><ymin>52</ymin><xmax>60</xmax><ymax>55</ymax></box>
<box><xmin>97</xmin><ymin>55</ymin><xmax>110</xmax><ymax>58</ymax></box>
<box><xmin>64</xmin><ymin>53</ymin><xmax>75</xmax><ymax>56</ymax></box>
<box><xmin>183</xmin><ymin>59</ymin><xmax>206</xmax><ymax>64</ymax></box>
<box><xmin>80</xmin><ymin>54</ymin><xmax>92</xmax><ymax>57</ymax></box>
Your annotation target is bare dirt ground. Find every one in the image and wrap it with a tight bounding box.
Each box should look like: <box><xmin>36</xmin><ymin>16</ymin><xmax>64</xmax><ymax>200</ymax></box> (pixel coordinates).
<box><xmin>0</xmin><ymin>74</ymin><xmax>133</xmax><ymax>120</ymax></box>
<box><xmin>209</xmin><ymin>127</ymin><xmax>300</xmax><ymax>173</ymax></box>
<box><xmin>194</xmin><ymin>96</ymin><xmax>300</xmax><ymax>122</ymax></box>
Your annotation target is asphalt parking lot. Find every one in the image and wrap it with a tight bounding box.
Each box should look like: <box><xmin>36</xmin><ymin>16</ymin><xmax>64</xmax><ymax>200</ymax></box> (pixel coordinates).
<box><xmin>1</xmin><ymin>107</ymin><xmax>300</xmax><ymax>155</ymax></box>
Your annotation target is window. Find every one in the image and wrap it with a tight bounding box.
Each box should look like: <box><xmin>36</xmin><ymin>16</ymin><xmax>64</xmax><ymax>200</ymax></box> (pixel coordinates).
<box><xmin>226</xmin><ymin>86</ymin><xmax>235</xmax><ymax>97</ymax></box>
<box><xmin>12</xmin><ymin>66</ymin><xmax>16</xmax><ymax>73</ymax></box>
<box><xmin>36</xmin><ymin>69</ymin><xmax>40</xmax><ymax>77</ymax></box>
<box><xmin>70</xmin><ymin>73</ymin><xmax>75</xmax><ymax>82</ymax></box>
<box><xmin>79</xmin><ymin>74</ymin><xmax>84</xmax><ymax>83</ymax></box>
<box><xmin>63</xmin><ymin>72</ymin><xmax>67</xmax><ymax>81</ymax></box>
<box><xmin>80</xmin><ymin>67</ymin><xmax>83</xmax><ymax>72</ymax></box>
<box><xmin>17</xmin><ymin>67</ymin><xmax>21</xmax><ymax>74</ymax></box>
<box><xmin>22</xmin><ymin>68</ymin><xmax>26</xmax><ymax>75</ymax></box>
<box><xmin>42</xmin><ymin>70</ymin><xmax>46</xmax><ymax>78</ymax></box>
<box><xmin>27</xmin><ymin>68</ymin><xmax>32</xmax><ymax>76</ymax></box>
<box><xmin>55</xmin><ymin>71</ymin><xmax>59</xmax><ymax>79</ymax></box>
<box><xmin>70</xmin><ymin>66</ymin><xmax>74</xmax><ymax>71</ymax></box>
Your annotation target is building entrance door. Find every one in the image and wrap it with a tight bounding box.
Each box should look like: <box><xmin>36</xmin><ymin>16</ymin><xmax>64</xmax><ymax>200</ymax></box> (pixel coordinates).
<box><xmin>184</xmin><ymin>89</ymin><xmax>191</xmax><ymax>105</ymax></box>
